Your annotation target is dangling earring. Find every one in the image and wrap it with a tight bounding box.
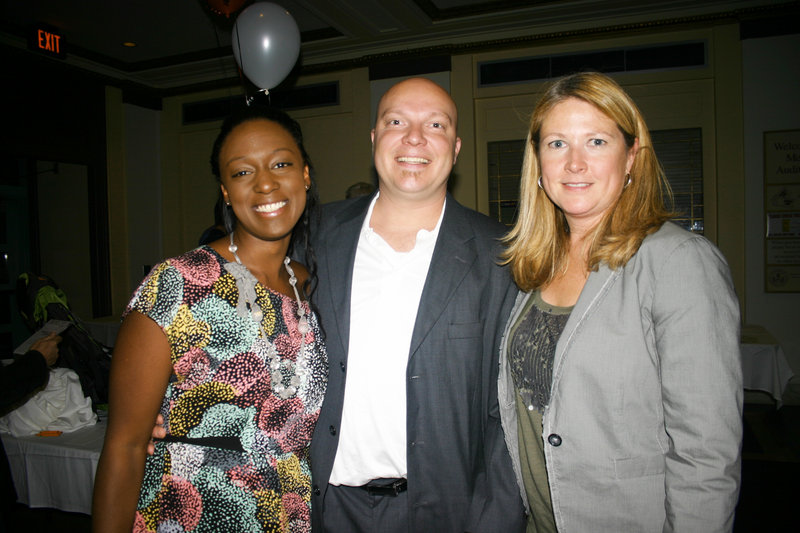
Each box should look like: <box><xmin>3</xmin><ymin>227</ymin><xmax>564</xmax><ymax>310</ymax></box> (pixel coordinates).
<box><xmin>222</xmin><ymin>201</ymin><xmax>235</xmax><ymax>234</ymax></box>
<box><xmin>624</xmin><ymin>173</ymin><xmax>632</xmax><ymax>188</ymax></box>
<box><xmin>537</xmin><ymin>176</ymin><xmax>544</xmax><ymax>190</ymax></box>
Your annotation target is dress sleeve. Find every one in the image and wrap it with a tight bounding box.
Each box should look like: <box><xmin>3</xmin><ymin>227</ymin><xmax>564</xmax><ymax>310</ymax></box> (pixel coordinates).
<box><xmin>124</xmin><ymin>261</ymin><xmax>185</xmax><ymax>333</ymax></box>
<box><xmin>651</xmin><ymin>235</ymin><xmax>742</xmax><ymax>533</ymax></box>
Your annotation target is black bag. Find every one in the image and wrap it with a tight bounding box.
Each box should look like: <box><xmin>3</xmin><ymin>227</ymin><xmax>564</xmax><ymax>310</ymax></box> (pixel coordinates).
<box><xmin>16</xmin><ymin>273</ymin><xmax>111</xmax><ymax>407</ymax></box>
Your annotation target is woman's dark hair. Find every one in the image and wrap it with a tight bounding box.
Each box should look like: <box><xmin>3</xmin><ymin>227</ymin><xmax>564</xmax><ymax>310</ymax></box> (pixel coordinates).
<box><xmin>210</xmin><ymin>105</ymin><xmax>320</xmax><ymax>297</ymax></box>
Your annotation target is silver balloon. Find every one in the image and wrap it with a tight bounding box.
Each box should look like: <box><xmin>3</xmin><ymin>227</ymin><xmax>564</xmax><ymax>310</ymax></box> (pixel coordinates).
<box><xmin>232</xmin><ymin>2</ymin><xmax>301</xmax><ymax>91</ymax></box>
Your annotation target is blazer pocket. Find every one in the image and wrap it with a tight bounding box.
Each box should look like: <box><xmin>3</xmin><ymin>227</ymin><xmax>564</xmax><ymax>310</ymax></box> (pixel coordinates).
<box><xmin>613</xmin><ymin>454</ymin><xmax>665</xmax><ymax>479</ymax></box>
<box><xmin>448</xmin><ymin>321</ymin><xmax>481</xmax><ymax>339</ymax></box>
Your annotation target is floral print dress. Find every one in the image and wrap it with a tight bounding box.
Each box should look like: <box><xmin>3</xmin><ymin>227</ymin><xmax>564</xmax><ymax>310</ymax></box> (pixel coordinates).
<box><xmin>126</xmin><ymin>246</ymin><xmax>327</xmax><ymax>533</ymax></box>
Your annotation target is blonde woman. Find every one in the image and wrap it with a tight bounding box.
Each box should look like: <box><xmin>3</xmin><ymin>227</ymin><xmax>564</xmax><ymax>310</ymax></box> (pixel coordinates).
<box><xmin>499</xmin><ymin>72</ymin><xmax>741</xmax><ymax>532</ymax></box>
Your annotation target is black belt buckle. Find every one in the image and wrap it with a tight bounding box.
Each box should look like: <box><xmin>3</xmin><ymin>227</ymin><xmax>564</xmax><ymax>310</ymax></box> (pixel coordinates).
<box><xmin>362</xmin><ymin>478</ymin><xmax>408</xmax><ymax>496</ymax></box>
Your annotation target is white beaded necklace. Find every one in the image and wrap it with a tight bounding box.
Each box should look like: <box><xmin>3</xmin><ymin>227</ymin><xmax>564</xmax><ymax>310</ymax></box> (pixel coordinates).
<box><xmin>224</xmin><ymin>233</ymin><xmax>310</xmax><ymax>398</ymax></box>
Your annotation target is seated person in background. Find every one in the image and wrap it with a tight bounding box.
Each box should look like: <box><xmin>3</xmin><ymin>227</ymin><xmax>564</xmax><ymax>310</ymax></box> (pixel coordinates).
<box><xmin>0</xmin><ymin>333</ymin><xmax>62</xmax><ymax>528</ymax></box>
<box><xmin>0</xmin><ymin>333</ymin><xmax>62</xmax><ymax>413</ymax></box>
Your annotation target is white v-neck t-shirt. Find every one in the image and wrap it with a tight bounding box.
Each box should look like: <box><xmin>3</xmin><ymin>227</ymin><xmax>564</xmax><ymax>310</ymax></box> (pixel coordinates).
<box><xmin>329</xmin><ymin>194</ymin><xmax>445</xmax><ymax>486</ymax></box>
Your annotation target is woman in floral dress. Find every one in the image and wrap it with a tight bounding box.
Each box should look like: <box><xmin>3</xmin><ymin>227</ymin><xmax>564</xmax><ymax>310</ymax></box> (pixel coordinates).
<box><xmin>93</xmin><ymin>106</ymin><xmax>327</xmax><ymax>532</ymax></box>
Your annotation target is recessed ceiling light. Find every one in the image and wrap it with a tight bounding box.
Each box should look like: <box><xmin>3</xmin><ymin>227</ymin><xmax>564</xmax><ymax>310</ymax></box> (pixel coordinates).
<box><xmin>122</xmin><ymin>42</ymin><xmax>137</xmax><ymax>47</ymax></box>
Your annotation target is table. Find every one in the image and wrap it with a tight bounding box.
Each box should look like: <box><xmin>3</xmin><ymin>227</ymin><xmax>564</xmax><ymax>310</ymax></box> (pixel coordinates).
<box><xmin>1</xmin><ymin>420</ymin><xmax>106</xmax><ymax>514</ymax></box>
<box><xmin>741</xmin><ymin>343</ymin><xmax>794</xmax><ymax>407</ymax></box>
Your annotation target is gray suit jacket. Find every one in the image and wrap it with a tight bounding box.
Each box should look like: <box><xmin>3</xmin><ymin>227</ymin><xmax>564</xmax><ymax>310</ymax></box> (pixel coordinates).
<box><xmin>499</xmin><ymin>222</ymin><xmax>742</xmax><ymax>532</ymax></box>
<box><xmin>310</xmin><ymin>193</ymin><xmax>526</xmax><ymax>532</ymax></box>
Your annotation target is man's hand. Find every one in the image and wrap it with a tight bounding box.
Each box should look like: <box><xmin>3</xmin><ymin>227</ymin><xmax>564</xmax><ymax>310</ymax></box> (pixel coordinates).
<box><xmin>30</xmin><ymin>332</ymin><xmax>62</xmax><ymax>367</ymax></box>
<box><xmin>148</xmin><ymin>413</ymin><xmax>166</xmax><ymax>455</ymax></box>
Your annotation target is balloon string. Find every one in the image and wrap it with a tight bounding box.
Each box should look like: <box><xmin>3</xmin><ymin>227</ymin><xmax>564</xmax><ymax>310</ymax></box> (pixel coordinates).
<box><xmin>235</xmin><ymin>21</ymin><xmax>252</xmax><ymax>107</ymax></box>
<box><xmin>244</xmin><ymin>89</ymin><xmax>269</xmax><ymax>107</ymax></box>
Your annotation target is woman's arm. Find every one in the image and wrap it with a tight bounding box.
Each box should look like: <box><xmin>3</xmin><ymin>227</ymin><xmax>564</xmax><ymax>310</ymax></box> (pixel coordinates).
<box><xmin>653</xmin><ymin>236</ymin><xmax>742</xmax><ymax>533</ymax></box>
<box><xmin>92</xmin><ymin>311</ymin><xmax>173</xmax><ymax>532</ymax></box>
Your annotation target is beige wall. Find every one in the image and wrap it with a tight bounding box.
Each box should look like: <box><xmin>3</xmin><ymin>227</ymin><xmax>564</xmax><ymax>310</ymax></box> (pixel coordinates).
<box><xmin>742</xmin><ymin>33</ymin><xmax>800</xmax><ymax>402</ymax></box>
<box><xmin>108</xmin><ymin>23</ymin><xmax>747</xmax><ymax>315</ymax></box>
<box><xmin>155</xmin><ymin>70</ymin><xmax>372</xmax><ymax>261</ymax></box>
<box><xmin>467</xmin><ymin>25</ymin><xmax>745</xmax><ymax>306</ymax></box>
<box><xmin>293</xmin><ymin>69</ymin><xmax>372</xmax><ymax>203</ymax></box>
<box><xmin>104</xmin><ymin>22</ymin><xmax>800</xmax><ymax>403</ymax></box>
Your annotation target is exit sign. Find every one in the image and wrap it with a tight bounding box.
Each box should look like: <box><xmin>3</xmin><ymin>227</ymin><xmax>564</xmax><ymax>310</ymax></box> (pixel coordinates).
<box><xmin>28</xmin><ymin>24</ymin><xmax>66</xmax><ymax>59</ymax></box>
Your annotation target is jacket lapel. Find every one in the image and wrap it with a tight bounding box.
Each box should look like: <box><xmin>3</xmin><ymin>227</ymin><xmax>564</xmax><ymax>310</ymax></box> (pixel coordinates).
<box><xmin>551</xmin><ymin>265</ymin><xmax>619</xmax><ymax>383</ymax></box>
<box><xmin>408</xmin><ymin>197</ymin><xmax>477</xmax><ymax>359</ymax></box>
<box><xmin>320</xmin><ymin>197</ymin><xmax>371</xmax><ymax>359</ymax></box>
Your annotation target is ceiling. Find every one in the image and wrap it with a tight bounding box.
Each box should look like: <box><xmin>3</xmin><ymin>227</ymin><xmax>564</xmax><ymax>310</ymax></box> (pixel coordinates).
<box><xmin>0</xmin><ymin>0</ymin><xmax>790</xmax><ymax>91</ymax></box>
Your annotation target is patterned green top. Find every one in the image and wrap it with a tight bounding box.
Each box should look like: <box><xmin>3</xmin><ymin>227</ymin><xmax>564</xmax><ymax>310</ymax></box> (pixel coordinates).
<box><xmin>509</xmin><ymin>290</ymin><xmax>571</xmax><ymax>533</ymax></box>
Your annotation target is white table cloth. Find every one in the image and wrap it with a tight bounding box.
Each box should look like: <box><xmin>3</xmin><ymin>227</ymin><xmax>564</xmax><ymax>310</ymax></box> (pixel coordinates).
<box><xmin>741</xmin><ymin>343</ymin><xmax>794</xmax><ymax>406</ymax></box>
<box><xmin>0</xmin><ymin>343</ymin><xmax>793</xmax><ymax>515</ymax></box>
<box><xmin>1</xmin><ymin>420</ymin><xmax>106</xmax><ymax>514</ymax></box>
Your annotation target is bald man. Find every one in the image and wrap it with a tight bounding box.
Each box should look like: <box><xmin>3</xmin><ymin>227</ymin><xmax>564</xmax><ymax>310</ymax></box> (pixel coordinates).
<box><xmin>310</xmin><ymin>78</ymin><xmax>525</xmax><ymax>532</ymax></box>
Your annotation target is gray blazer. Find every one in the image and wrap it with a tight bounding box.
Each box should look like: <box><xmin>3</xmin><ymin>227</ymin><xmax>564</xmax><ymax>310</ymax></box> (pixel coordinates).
<box><xmin>310</xmin><ymin>193</ymin><xmax>526</xmax><ymax>532</ymax></box>
<box><xmin>499</xmin><ymin>222</ymin><xmax>742</xmax><ymax>532</ymax></box>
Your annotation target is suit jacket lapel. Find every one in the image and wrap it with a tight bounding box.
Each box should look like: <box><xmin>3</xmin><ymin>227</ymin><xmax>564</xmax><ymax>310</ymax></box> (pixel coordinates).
<box><xmin>409</xmin><ymin>197</ymin><xmax>477</xmax><ymax>359</ymax></box>
<box><xmin>321</xmin><ymin>197</ymin><xmax>371</xmax><ymax>359</ymax></box>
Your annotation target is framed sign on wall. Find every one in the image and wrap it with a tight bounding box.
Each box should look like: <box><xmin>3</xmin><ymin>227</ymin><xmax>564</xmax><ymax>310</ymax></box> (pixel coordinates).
<box><xmin>764</xmin><ymin>129</ymin><xmax>800</xmax><ymax>292</ymax></box>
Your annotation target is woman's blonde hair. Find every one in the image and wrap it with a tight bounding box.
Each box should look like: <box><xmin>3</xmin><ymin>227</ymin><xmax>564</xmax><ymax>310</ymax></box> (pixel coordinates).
<box><xmin>502</xmin><ymin>71</ymin><xmax>674</xmax><ymax>291</ymax></box>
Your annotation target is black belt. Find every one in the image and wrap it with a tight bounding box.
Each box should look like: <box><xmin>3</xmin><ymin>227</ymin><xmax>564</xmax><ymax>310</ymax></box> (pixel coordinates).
<box><xmin>359</xmin><ymin>478</ymin><xmax>408</xmax><ymax>496</ymax></box>
<box><xmin>158</xmin><ymin>434</ymin><xmax>244</xmax><ymax>452</ymax></box>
